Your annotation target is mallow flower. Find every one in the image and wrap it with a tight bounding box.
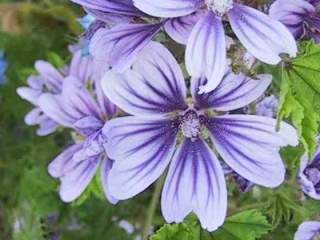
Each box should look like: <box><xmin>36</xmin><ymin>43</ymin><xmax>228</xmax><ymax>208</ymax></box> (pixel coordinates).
<box><xmin>294</xmin><ymin>221</ymin><xmax>320</xmax><ymax>240</ymax></box>
<box><xmin>270</xmin><ymin>0</ymin><xmax>320</xmax><ymax>43</ymax></box>
<box><xmin>101</xmin><ymin>42</ymin><xmax>298</xmax><ymax>231</ymax></box>
<box><xmin>17</xmin><ymin>51</ymin><xmax>93</xmax><ymax>136</ymax></box>
<box><xmin>38</xmin><ymin>76</ymin><xmax>117</xmax><ymax>203</ymax></box>
<box><xmin>298</xmin><ymin>141</ymin><xmax>320</xmax><ymax>200</ymax></box>
<box><xmin>133</xmin><ymin>0</ymin><xmax>298</xmax><ymax>93</ymax></box>
<box><xmin>72</xmin><ymin>0</ymin><xmax>203</xmax><ymax>73</ymax></box>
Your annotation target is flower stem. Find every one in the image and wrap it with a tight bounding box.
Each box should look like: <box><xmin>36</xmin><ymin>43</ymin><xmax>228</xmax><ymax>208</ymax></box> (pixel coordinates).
<box><xmin>142</xmin><ymin>175</ymin><xmax>165</xmax><ymax>240</ymax></box>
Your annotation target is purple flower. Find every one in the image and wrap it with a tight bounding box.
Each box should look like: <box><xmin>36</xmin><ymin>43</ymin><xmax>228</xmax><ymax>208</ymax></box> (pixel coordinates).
<box><xmin>133</xmin><ymin>0</ymin><xmax>297</xmax><ymax>93</ymax></box>
<box><xmin>223</xmin><ymin>165</ymin><xmax>254</xmax><ymax>193</ymax></box>
<box><xmin>270</xmin><ymin>0</ymin><xmax>320</xmax><ymax>43</ymax></box>
<box><xmin>294</xmin><ymin>221</ymin><xmax>320</xmax><ymax>240</ymax></box>
<box><xmin>256</xmin><ymin>95</ymin><xmax>279</xmax><ymax>118</ymax></box>
<box><xmin>17</xmin><ymin>50</ymin><xmax>93</xmax><ymax>136</ymax></box>
<box><xmin>38</xmin><ymin>76</ymin><xmax>117</xmax><ymax>203</ymax></box>
<box><xmin>101</xmin><ymin>42</ymin><xmax>298</xmax><ymax>231</ymax></box>
<box><xmin>298</xmin><ymin>143</ymin><xmax>320</xmax><ymax>200</ymax></box>
<box><xmin>88</xmin><ymin>11</ymin><xmax>202</xmax><ymax>73</ymax></box>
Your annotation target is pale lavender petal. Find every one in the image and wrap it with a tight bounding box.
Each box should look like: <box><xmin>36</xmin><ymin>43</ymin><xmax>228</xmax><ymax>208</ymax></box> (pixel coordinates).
<box><xmin>294</xmin><ymin>221</ymin><xmax>320</xmax><ymax>240</ymax></box>
<box><xmin>71</xmin><ymin>0</ymin><xmax>145</xmax><ymax>17</ymax></box>
<box><xmin>38</xmin><ymin>93</ymin><xmax>77</xmax><ymax>127</ymax></box>
<box><xmin>73</xmin><ymin>116</ymin><xmax>104</xmax><ymax>137</ymax></box>
<box><xmin>102</xmin><ymin>42</ymin><xmax>187</xmax><ymax>117</ymax></box>
<box><xmin>48</xmin><ymin>143</ymin><xmax>83</xmax><ymax>178</ymax></box>
<box><xmin>100</xmin><ymin>158</ymin><xmax>118</xmax><ymax>204</ymax></box>
<box><xmin>256</xmin><ymin>95</ymin><xmax>279</xmax><ymax>118</ymax></box>
<box><xmin>105</xmin><ymin>116</ymin><xmax>178</xmax><ymax>199</ymax></box>
<box><xmin>68</xmin><ymin>50</ymin><xmax>94</xmax><ymax>84</ymax></box>
<box><xmin>191</xmin><ymin>72</ymin><xmax>272</xmax><ymax>111</ymax></box>
<box><xmin>133</xmin><ymin>0</ymin><xmax>203</xmax><ymax>18</ymax></box>
<box><xmin>17</xmin><ymin>87</ymin><xmax>42</xmax><ymax>106</ymax></box>
<box><xmin>186</xmin><ymin>12</ymin><xmax>226</xmax><ymax>93</ymax></box>
<box><xmin>35</xmin><ymin>60</ymin><xmax>63</xmax><ymax>93</ymax></box>
<box><xmin>85</xmin><ymin>8</ymin><xmax>131</xmax><ymax>26</ymax></box>
<box><xmin>228</xmin><ymin>4</ymin><xmax>297</xmax><ymax>65</ymax></box>
<box><xmin>207</xmin><ymin>115</ymin><xmax>298</xmax><ymax>187</ymax></box>
<box><xmin>24</xmin><ymin>108</ymin><xmax>43</xmax><ymax>125</ymax></box>
<box><xmin>37</xmin><ymin>118</ymin><xmax>59</xmax><ymax>136</ymax></box>
<box><xmin>90</xmin><ymin>23</ymin><xmax>162</xmax><ymax>72</ymax></box>
<box><xmin>269</xmin><ymin>0</ymin><xmax>315</xmax><ymax>38</ymax></box>
<box><xmin>61</xmin><ymin>77</ymin><xmax>102</xmax><ymax>120</ymax></box>
<box><xmin>59</xmin><ymin>156</ymin><xmax>101</xmax><ymax>202</ymax></box>
<box><xmin>164</xmin><ymin>12</ymin><xmax>203</xmax><ymax>45</ymax></box>
<box><xmin>27</xmin><ymin>75</ymin><xmax>44</xmax><ymax>90</ymax></box>
<box><xmin>161</xmin><ymin>138</ymin><xmax>227</xmax><ymax>231</ymax></box>
<box><xmin>94</xmin><ymin>77</ymin><xmax>117</xmax><ymax>118</ymax></box>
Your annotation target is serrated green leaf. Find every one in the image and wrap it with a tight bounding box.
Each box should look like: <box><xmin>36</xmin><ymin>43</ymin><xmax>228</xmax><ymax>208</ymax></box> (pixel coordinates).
<box><xmin>211</xmin><ymin>210</ymin><xmax>272</xmax><ymax>240</ymax></box>
<box><xmin>277</xmin><ymin>41</ymin><xmax>320</xmax><ymax>158</ymax></box>
<box><xmin>151</xmin><ymin>216</ymin><xmax>200</xmax><ymax>240</ymax></box>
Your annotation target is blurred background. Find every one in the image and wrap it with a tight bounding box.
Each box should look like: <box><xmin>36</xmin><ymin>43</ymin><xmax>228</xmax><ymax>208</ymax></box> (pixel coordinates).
<box><xmin>0</xmin><ymin>1</ymin><xmax>153</xmax><ymax>239</ymax></box>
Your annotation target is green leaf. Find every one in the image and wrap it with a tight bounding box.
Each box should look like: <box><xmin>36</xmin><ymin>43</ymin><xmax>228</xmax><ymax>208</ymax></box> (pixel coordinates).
<box><xmin>277</xmin><ymin>41</ymin><xmax>320</xmax><ymax>158</ymax></box>
<box><xmin>210</xmin><ymin>210</ymin><xmax>272</xmax><ymax>240</ymax></box>
<box><xmin>47</xmin><ymin>51</ymin><xmax>65</xmax><ymax>68</ymax></box>
<box><xmin>151</xmin><ymin>216</ymin><xmax>200</xmax><ymax>240</ymax></box>
<box><xmin>151</xmin><ymin>211</ymin><xmax>271</xmax><ymax>240</ymax></box>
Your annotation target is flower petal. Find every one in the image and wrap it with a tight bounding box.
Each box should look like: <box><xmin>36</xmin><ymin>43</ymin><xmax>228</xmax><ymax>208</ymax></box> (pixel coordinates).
<box><xmin>100</xmin><ymin>158</ymin><xmax>118</xmax><ymax>204</ymax></box>
<box><xmin>161</xmin><ymin>138</ymin><xmax>227</xmax><ymax>231</ymax></box>
<box><xmin>186</xmin><ymin>12</ymin><xmax>226</xmax><ymax>93</ymax></box>
<box><xmin>38</xmin><ymin>93</ymin><xmax>76</xmax><ymax>127</ymax></box>
<box><xmin>105</xmin><ymin>116</ymin><xmax>178</xmax><ymax>199</ymax></box>
<box><xmin>69</xmin><ymin>50</ymin><xmax>94</xmax><ymax>84</ymax></box>
<box><xmin>17</xmin><ymin>87</ymin><xmax>42</xmax><ymax>106</ymax></box>
<box><xmin>269</xmin><ymin>0</ymin><xmax>314</xmax><ymax>38</ymax></box>
<box><xmin>294</xmin><ymin>221</ymin><xmax>320</xmax><ymax>240</ymax></box>
<box><xmin>228</xmin><ymin>4</ymin><xmax>297</xmax><ymax>65</ymax></box>
<box><xmin>90</xmin><ymin>23</ymin><xmax>162</xmax><ymax>72</ymax></box>
<box><xmin>48</xmin><ymin>143</ymin><xmax>83</xmax><ymax>178</ymax></box>
<box><xmin>35</xmin><ymin>60</ymin><xmax>63</xmax><ymax>93</ymax></box>
<box><xmin>164</xmin><ymin>12</ymin><xmax>203</xmax><ymax>45</ymax></box>
<box><xmin>192</xmin><ymin>72</ymin><xmax>272</xmax><ymax>111</ymax></box>
<box><xmin>133</xmin><ymin>0</ymin><xmax>202</xmax><ymax>18</ymax></box>
<box><xmin>207</xmin><ymin>115</ymin><xmax>298</xmax><ymax>187</ymax></box>
<box><xmin>102</xmin><ymin>42</ymin><xmax>187</xmax><ymax>117</ymax></box>
<box><xmin>59</xmin><ymin>156</ymin><xmax>100</xmax><ymax>202</ymax></box>
<box><xmin>71</xmin><ymin>0</ymin><xmax>145</xmax><ymax>17</ymax></box>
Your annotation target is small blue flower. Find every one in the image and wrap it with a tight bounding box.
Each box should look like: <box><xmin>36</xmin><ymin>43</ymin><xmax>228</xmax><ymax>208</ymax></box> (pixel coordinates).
<box><xmin>78</xmin><ymin>15</ymin><xmax>96</xmax><ymax>29</ymax></box>
<box><xmin>0</xmin><ymin>50</ymin><xmax>8</xmax><ymax>85</ymax></box>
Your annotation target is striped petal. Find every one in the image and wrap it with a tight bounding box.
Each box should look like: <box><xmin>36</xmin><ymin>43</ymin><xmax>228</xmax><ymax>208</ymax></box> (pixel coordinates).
<box><xmin>164</xmin><ymin>12</ymin><xmax>203</xmax><ymax>45</ymax></box>
<box><xmin>269</xmin><ymin>0</ymin><xmax>314</xmax><ymax>38</ymax></box>
<box><xmin>102</xmin><ymin>42</ymin><xmax>187</xmax><ymax>117</ymax></box>
<box><xmin>294</xmin><ymin>221</ymin><xmax>320</xmax><ymax>240</ymax></box>
<box><xmin>228</xmin><ymin>4</ymin><xmax>297</xmax><ymax>65</ymax></box>
<box><xmin>100</xmin><ymin>158</ymin><xmax>118</xmax><ymax>204</ymax></box>
<box><xmin>59</xmin><ymin>156</ymin><xmax>101</xmax><ymax>202</ymax></box>
<box><xmin>105</xmin><ymin>116</ymin><xmax>178</xmax><ymax>199</ymax></box>
<box><xmin>191</xmin><ymin>72</ymin><xmax>272</xmax><ymax>111</ymax></box>
<box><xmin>133</xmin><ymin>0</ymin><xmax>203</xmax><ymax>18</ymax></box>
<box><xmin>161</xmin><ymin>138</ymin><xmax>227</xmax><ymax>232</ymax></box>
<box><xmin>90</xmin><ymin>23</ymin><xmax>162</xmax><ymax>72</ymax></box>
<box><xmin>71</xmin><ymin>0</ymin><xmax>145</xmax><ymax>17</ymax></box>
<box><xmin>186</xmin><ymin>12</ymin><xmax>226</xmax><ymax>93</ymax></box>
<box><xmin>207</xmin><ymin>115</ymin><xmax>298</xmax><ymax>187</ymax></box>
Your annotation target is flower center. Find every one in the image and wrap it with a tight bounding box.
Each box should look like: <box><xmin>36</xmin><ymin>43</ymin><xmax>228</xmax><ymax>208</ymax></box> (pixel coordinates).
<box><xmin>180</xmin><ymin>110</ymin><xmax>201</xmax><ymax>141</ymax></box>
<box><xmin>206</xmin><ymin>0</ymin><xmax>234</xmax><ymax>15</ymax></box>
<box><xmin>305</xmin><ymin>167</ymin><xmax>320</xmax><ymax>185</ymax></box>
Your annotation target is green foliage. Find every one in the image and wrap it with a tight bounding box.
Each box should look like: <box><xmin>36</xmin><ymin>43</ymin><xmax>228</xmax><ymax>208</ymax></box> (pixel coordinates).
<box><xmin>152</xmin><ymin>211</ymin><xmax>271</xmax><ymax>240</ymax></box>
<box><xmin>276</xmin><ymin>41</ymin><xmax>320</xmax><ymax>158</ymax></box>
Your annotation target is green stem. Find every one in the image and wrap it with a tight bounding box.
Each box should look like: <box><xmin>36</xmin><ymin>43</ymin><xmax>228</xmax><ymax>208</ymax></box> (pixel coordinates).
<box><xmin>142</xmin><ymin>175</ymin><xmax>165</xmax><ymax>240</ymax></box>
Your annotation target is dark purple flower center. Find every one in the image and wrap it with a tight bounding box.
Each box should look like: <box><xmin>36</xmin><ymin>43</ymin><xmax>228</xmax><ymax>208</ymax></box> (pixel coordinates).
<box><xmin>206</xmin><ymin>0</ymin><xmax>234</xmax><ymax>15</ymax></box>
